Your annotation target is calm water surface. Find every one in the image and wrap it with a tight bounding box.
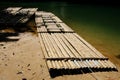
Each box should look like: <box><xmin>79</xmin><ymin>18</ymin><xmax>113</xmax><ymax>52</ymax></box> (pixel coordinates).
<box><xmin>1</xmin><ymin>2</ymin><xmax>120</xmax><ymax>58</ymax></box>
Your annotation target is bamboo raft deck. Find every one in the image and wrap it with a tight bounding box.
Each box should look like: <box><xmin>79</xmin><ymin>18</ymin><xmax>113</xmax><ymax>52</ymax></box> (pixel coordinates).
<box><xmin>35</xmin><ymin>11</ymin><xmax>117</xmax><ymax>76</ymax></box>
<box><xmin>0</xmin><ymin>7</ymin><xmax>38</xmax><ymax>26</ymax></box>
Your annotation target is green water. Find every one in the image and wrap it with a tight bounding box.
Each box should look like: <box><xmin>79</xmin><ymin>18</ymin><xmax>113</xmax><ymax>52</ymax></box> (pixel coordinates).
<box><xmin>0</xmin><ymin>2</ymin><xmax>120</xmax><ymax>58</ymax></box>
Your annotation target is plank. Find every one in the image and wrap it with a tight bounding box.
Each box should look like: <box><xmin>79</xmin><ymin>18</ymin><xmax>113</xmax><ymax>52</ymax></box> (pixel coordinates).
<box><xmin>46</xmin><ymin>23</ymin><xmax>61</xmax><ymax>32</ymax></box>
<box><xmin>52</xmin><ymin>16</ymin><xmax>62</xmax><ymax>23</ymax></box>
<box><xmin>35</xmin><ymin>17</ymin><xmax>43</xmax><ymax>24</ymax></box>
<box><xmin>39</xmin><ymin>12</ymin><xmax>55</xmax><ymax>17</ymax></box>
<box><xmin>57</xmin><ymin>23</ymin><xmax>74</xmax><ymax>32</ymax></box>
<box><xmin>45</xmin><ymin>23</ymin><xmax>56</xmax><ymax>25</ymax></box>
<box><xmin>43</xmin><ymin>17</ymin><xmax>52</xmax><ymax>20</ymax></box>
<box><xmin>37</xmin><ymin>26</ymin><xmax>48</xmax><ymax>33</ymax></box>
<box><xmin>47</xmin><ymin>24</ymin><xmax>59</xmax><ymax>28</ymax></box>
<box><xmin>44</xmin><ymin>19</ymin><xmax>55</xmax><ymax>23</ymax></box>
<box><xmin>35</xmin><ymin>11</ymin><xmax>42</xmax><ymax>16</ymax></box>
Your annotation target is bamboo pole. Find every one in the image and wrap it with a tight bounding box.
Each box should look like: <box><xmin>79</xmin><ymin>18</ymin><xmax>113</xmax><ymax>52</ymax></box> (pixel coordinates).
<box><xmin>47</xmin><ymin>60</ymin><xmax>53</xmax><ymax>69</ymax></box>
<box><xmin>38</xmin><ymin>33</ymin><xmax>49</xmax><ymax>58</ymax></box>
<box><xmin>41</xmin><ymin>33</ymin><xmax>52</xmax><ymax>57</ymax></box>
<box><xmin>73</xmin><ymin>33</ymin><xmax>106</xmax><ymax>58</ymax></box>
<box><xmin>55</xmin><ymin>33</ymin><xmax>74</xmax><ymax>58</ymax></box>
<box><xmin>59</xmin><ymin>33</ymin><xmax>81</xmax><ymax>58</ymax></box>
<box><xmin>51</xmin><ymin>33</ymin><xmax>69</xmax><ymax>58</ymax></box>
<box><xmin>43</xmin><ymin>33</ymin><xmax>56</xmax><ymax>58</ymax></box>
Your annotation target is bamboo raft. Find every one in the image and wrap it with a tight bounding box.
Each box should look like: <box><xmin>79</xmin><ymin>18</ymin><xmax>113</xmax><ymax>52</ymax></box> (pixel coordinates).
<box><xmin>0</xmin><ymin>7</ymin><xmax>117</xmax><ymax>77</ymax></box>
<box><xmin>35</xmin><ymin>11</ymin><xmax>117</xmax><ymax>76</ymax></box>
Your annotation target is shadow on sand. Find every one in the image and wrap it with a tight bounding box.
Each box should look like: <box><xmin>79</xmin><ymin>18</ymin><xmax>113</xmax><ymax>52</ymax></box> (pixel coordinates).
<box><xmin>0</xmin><ymin>16</ymin><xmax>36</xmax><ymax>42</ymax></box>
<box><xmin>0</xmin><ymin>32</ymin><xmax>19</xmax><ymax>42</ymax></box>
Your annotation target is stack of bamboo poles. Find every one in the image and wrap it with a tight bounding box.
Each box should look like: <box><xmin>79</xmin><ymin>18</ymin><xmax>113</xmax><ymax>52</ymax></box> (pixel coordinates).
<box><xmin>35</xmin><ymin>11</ymin><xmax>117</xmax><ymax>74</ymax></box>
<box><xmin>0</xmin><ymin>7</ymin><xmax>22</xmax><ymax>24</ymax></box>
<box><xmin>5</xmin><ymin>7</ymin><xmax>22</xmax><ymax>15</ymax></box>
<box><xmin>0</xmin><ymin>7</ymin><xmax>38</xmax><ymax>25</ymax></box>
<box><xmin>16</xmin><ymin>8</ymin><xmax>38</xmax><ymax>24</ymax></box>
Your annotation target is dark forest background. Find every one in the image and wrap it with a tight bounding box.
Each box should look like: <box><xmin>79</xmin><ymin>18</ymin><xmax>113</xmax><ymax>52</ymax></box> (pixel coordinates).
<box><xmin>0</xmin><ymin>0</ymin><xmax>119</xmax><ymax>4</ymax></box>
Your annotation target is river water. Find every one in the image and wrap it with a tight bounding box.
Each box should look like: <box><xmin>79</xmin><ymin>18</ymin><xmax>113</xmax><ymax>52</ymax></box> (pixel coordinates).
<box><xmin>1</xmin><ymin>2</ymin><xmax>120</xmax><ymax>59</ymax></box>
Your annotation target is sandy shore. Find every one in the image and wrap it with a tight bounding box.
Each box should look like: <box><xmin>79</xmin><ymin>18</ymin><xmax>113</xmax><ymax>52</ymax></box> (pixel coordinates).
<box><xmin>0</xmin><ymin>31</ymin><xmax>120</xmax><ymax>80</ymax></box>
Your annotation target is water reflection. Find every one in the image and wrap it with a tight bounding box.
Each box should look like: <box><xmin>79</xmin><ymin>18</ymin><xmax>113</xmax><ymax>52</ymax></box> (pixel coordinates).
<box><xmin>49</xmin><ymin>2</ymin><xmax>67</xmax><ymax>18</ymax></box>
<box><xmin>60</xmin><ymin>3</ymin><xmax>67</xmax><ymax>18</ymax></box>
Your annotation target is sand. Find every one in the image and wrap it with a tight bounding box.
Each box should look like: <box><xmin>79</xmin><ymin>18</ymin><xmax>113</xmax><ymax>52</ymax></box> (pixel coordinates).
<box><xmin>0</xmin><ymin>30</ymin><xmax>120</xmax><ymax>80</ymax></box>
